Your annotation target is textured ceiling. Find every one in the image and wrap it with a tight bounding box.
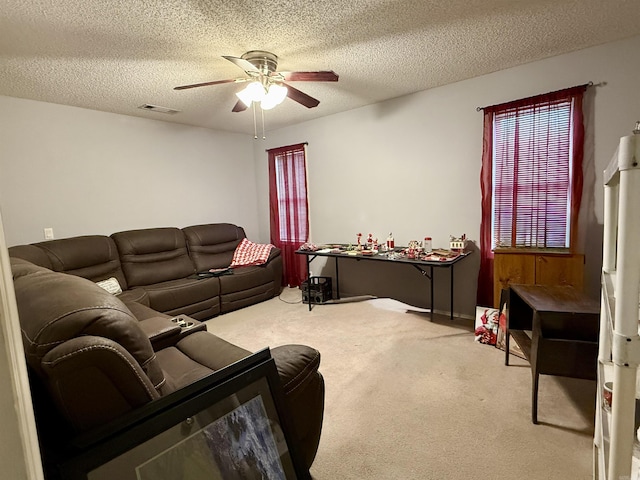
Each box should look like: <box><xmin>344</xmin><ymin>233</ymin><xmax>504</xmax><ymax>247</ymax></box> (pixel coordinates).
<box><xmin>1</xmin><ymin>0</ymin><xmax>639</xmax><ymax>135</ymax></box>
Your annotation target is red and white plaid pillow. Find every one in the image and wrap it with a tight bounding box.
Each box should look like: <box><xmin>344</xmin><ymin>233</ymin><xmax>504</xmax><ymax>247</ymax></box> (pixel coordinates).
<box><xmin>229</xmin><ymin>238</ymin><xmax>274</xmax><ymax>267</ymax></box>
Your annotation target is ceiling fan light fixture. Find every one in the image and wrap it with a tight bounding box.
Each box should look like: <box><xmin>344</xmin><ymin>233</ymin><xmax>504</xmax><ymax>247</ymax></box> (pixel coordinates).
<box><xmin>236</xmin><ymin>81</ymin><xmax>265</xmax><ymax>107</ymax></box>
<box><xmin>175</xmin><ymin>50</ymin><xmax>336</xmax><ymax>115</ymax></box>
<box><xmin>260</xmin><ymin>84</ymin><xmax>288</xmax><ymax>110</ymax></box>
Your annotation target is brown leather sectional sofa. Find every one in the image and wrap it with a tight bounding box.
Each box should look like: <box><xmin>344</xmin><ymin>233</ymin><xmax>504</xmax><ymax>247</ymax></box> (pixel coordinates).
<box><xmin>10</xmin><ymin>223</ymin><xmax>283</xmax><ymax>320</ymax></box>
<box><xmin>9</xmin><ymin>223</ymin><xmax>324</xmax><ymax>476</ymax></box>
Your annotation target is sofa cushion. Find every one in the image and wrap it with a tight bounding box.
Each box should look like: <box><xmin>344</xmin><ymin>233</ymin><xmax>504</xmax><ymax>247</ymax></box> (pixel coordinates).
<box><xmin>175</xmin><ymin>331</ymin><xmax>252</xmax><ymax>371</ymax></box>
<box><xmin>183</xmin><ymin>223</ymin><xmax>246</xmax><ymax>271</ymax></box>
<box><xmin>10</xmin><ymin>256</ymin><xmax>51</xmax><ymax>278</ymax></box>
<box><xmin>123</xmin><ymin>298</ymin><xmax>165</xmax><ymax>321</ymax></box>
<box><xmin>33</xmin><ymin>235</ymin><xmax>128</xmax><ymax>290</ymax></box>
<box><xmin>219</xmin><ymin>264</ymin><xmax>276</xmax><ymax>294</ymax></box>
<box><xmin>117</xmin><ymin>288</ymin><xmax>150</xmax><ymax>306</ymax></box>
<box><xmin>112</xmin><ymin>227</ymin><xmax>195</xmax><ymax>287</ymax></box>
<box><xmin>7</xmin><ymin>244</ymin><xmax>53</xmax><ymax>269</ymax></box>
<box><xmin>141</xmin><ymin>277</ymin><xmax>221</xmax><ymax>320</ymax></box>
<box><xmin>153</xmin><ymin>346</ymin><xmax>215</xmax><ymax>392</ymax></box>
<box><xmin>219</xmin><ymin>284</ymin><xmax>277</xmax><ymax>314</ymax></box>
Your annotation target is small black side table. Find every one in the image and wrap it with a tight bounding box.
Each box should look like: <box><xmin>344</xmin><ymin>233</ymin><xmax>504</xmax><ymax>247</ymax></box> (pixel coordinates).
<box><xmin>506</xmin><ymin>284</ymin><xmax>600</xmax><ymax>424</ymax></box>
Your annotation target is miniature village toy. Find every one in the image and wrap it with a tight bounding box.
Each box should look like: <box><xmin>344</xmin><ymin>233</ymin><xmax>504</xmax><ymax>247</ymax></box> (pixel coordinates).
<box><xmin>449</xmin><ymin>234</ymin><xmax>466</xmax><ymax>251</ymax></box>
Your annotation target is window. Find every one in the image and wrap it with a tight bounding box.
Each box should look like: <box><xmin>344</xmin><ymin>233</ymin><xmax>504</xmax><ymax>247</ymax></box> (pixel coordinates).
<box><xmin>492</xmin><ymin>98</ymin><xmax>576</xmax><ymax>249</ymax></box>
<box><xmin>273</xmin><ymin>148</ymin><xmax>308</xmax><ymax>243</ymax></box>
<box><xmin>477</xmin><ymin>85</ymin><xmax>587</xmax><ymax>306</ymax></box>
<box><xmin>267</xmin><ymin>143</ymin><xmax>309</xmax><ymax>287</ymax></box>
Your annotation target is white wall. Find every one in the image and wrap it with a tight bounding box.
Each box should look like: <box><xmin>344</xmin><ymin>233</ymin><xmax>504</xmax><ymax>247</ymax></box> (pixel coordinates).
<box><xmin>255</xmin><ymin>34</ymin><xmax>640</xmax><ymax>314</ymax></box>
<box><xmin>0</xmin><ymin>36</ymin><xmax>638</xmax><ymax>312</ymax></box>
<box><xmin>0</xmin><ymin>97</ymin><xmax>258</xmax><ymax>246</ymax></box>
<box><xmin>0</xmin><ymin>97</ymin><xmax>260</xmax><ymax>479</ymax></box>
<box><xmin>0</xmin><ymin>32</ymin><xmax>638</xmax><ymax>480</ymax></box>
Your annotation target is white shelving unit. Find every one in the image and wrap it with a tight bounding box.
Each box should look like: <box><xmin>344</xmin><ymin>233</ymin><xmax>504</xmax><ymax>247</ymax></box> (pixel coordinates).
<box><xmin>595</xmin><ymin>131</ymin><xmax>640</xmax><ymax>480</ymax></box>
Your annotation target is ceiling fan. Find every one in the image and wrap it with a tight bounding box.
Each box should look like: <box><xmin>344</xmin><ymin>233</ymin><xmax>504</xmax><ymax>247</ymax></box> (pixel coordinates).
<box><xmin>174</xmin><ymin>50</ymin><xmax>339</xmax><ymax>112</ymax></box>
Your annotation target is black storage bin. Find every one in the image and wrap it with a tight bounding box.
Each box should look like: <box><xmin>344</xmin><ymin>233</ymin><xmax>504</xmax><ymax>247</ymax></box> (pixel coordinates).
<box><xmin>302</xmin><ymin>277</ymin><xmax>332</xmax><ymax>304</ymax></box>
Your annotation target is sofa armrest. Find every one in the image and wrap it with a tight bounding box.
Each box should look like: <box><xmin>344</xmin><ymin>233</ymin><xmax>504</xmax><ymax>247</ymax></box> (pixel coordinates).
<box><xmin>270</xmin><ymin>344</ymin><xmax>324</xmax><ymax>469</ymax></box>
<box><xmin>270</xmin><ymin>344</ymin><xmax>321</xmax><ymax>397</ymax></box>
<box><xmin>138</xmin><ymin>316</ymin><xmax>207</xmax><ymax>350</ymax></box>
<box><xmin>267</xmin><ymin>246</ymin><xmax>281</xmax><ymax>263</ymax></box>
<box><xmin>138</xmin><ymin>317</ymin><xmax>183</xmax><ymax>350</ymax></box>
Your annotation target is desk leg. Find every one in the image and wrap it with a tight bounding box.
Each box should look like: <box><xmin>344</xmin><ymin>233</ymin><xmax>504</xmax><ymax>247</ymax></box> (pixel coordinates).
<box><xmin>505</xmin><ymin>328</ymin><xmax>510</xmax><ymax>366</ymax></box>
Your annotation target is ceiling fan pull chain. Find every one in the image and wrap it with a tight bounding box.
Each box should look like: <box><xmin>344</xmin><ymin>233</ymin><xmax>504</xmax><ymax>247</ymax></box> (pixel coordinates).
<box><xmin>261</xmin><ymin>108</ymin><xmax>266</xmax><ymax>140</ymax></box>
<box><xmin>252</xmin><ymin>103</ymin><xmax>258</xmax><ymax>139</ymax></box>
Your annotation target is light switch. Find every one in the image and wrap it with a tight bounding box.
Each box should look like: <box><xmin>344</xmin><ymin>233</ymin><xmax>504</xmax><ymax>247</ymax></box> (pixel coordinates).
<box><xmin>44</xmin><ymin>228</ymin><xmax>54</xmax><ymax>240</ymax></box>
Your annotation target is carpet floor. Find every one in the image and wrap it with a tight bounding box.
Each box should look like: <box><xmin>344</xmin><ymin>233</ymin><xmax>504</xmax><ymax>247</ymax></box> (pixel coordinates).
<box><xmin>205</xmin><ymin>289</ymin><xmax>596</xmax><ymax>480</ymax></box>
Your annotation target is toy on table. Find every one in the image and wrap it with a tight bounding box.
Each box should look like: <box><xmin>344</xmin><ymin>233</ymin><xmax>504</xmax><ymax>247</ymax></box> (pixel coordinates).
<box><xmin>449</xmin><ymin>234</ymin><xmax>467</xmax><ymax>251</ymax></box>
<box><xmin>386</xmin><ymin>232</ymin><xmax>394</xmax><ymax>250</ymax></box>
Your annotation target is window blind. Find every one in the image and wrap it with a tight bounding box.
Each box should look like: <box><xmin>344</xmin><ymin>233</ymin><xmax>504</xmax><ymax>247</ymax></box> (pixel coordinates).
<box><xmin>274</xmin><ymin>146</ymin><xmax>308</xmax><ymax>243</ymax></box>
<box><xmin>492</xmin><ymin>98</ymin><xmax>574</xmax><ymax>249</ymax></box>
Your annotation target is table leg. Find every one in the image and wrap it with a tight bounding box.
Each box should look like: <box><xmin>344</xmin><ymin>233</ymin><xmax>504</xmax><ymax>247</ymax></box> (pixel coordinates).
<box><xmin>532</xmin><ymin>371</ymin><xmax>539</xmax><ymax>424</ymax></box>
<box><xmin>450</xmin><ymin>263</ymin><xmax>455</xmax><ymax>319</ymax></box>
<box><xmin>430</xmin><ymin>265</ymin><xmax>434</xmax><ymax>321</ymax></box>
<box><xmin>335</xmin><ymin>257</ymin><xmax>340</xmax><ymax>299</ymax></box>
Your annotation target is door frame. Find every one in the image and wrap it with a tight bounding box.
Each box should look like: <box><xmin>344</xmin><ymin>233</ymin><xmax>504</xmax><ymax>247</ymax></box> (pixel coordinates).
<box><xmin>0</xmin><ymin>210</ymin><xmax>44</xmax><ymax>480</ymax></box>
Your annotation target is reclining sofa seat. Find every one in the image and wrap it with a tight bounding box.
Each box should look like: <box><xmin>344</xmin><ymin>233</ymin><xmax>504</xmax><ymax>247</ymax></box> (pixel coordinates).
<box><xmin>183</xmin><ymin>223</ymin><xmax>283</xmax><ymax>313</ymax></box>
<box><xmin>110</xmin><ymin>227</ymin><xmax>221</xmax><ymax>319</ymax></box>
<box><xmin>11</xmin><ymin>257</ymin><xmax>324</xmax><ymax>471</ymax></box>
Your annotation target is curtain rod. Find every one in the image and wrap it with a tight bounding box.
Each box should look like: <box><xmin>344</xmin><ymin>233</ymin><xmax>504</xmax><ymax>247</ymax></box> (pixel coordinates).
<box><xmin>475</xmin><ymin>81</ymin><xmax>605</xmax><ymax>112</ymax></box>
<box><xmin>265</xmin><ymin>141</ymin><xmax>308</xmax><ymax>152</ymax></box>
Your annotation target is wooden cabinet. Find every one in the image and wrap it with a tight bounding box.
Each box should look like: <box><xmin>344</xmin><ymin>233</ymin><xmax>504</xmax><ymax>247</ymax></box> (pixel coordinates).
<box><xmin>493</xmin><ymin>250</ymin><xmax>584</xmax><ymax>307</ymax></box>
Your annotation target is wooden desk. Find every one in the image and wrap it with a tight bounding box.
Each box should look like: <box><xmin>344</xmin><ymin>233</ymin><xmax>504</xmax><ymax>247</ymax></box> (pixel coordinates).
<box><xmin>506</xmin><ymin>284</ymin><xmax>600</xmax><ymax>424</ymax></box>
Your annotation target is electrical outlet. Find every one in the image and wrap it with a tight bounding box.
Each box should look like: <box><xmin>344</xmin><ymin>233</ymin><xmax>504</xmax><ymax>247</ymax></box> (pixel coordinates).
<box><xmin>44</xmin><ymin>227</ymin><xmax>54</xmax><ymax>240</ymax></box>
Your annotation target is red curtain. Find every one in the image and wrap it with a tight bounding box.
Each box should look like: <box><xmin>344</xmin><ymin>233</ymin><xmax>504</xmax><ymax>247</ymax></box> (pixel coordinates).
<box><xmin>569</xmin><ymin>92</ymin><xmax>586</xmax><ymax>252</ymax></box>
<box><xmin>477</xmin><ymin>85</ymin><xmax>587</xmax><ymax>307</ymax></box>
<box><xmin>477</xmin><ymin>109</ymin><xmax>495</xmax><ymax>307</ymax></box>
<box><xmin>268</xmin><ymin>143</ymin><xmax>309</xmax><ymax>287</ymax></box>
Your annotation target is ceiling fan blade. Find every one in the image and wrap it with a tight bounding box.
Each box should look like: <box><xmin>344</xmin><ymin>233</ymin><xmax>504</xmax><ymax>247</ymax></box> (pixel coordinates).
<box><xmin>280</xmin><ymin>71</ymin><xmax>339</xmax><ymax>82</ymax></box>
<box><xmin>283</xmin><ymin>83</ymin><xmax>320</xmax><ymax>108</ymax></box>
<box><xmin>222</xmin><ymin>55</ymin><xmax>260</xmax><ymax>74</ymax></box>
<box><xmin>174</xmin><ymin>78</ymin><xmax>236</xmax><ymax>90</ymax></box>
<box><xmin>232</xmin><ymin>99</ymin><xmax>248</xmax><ymax>113</ymax></box>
